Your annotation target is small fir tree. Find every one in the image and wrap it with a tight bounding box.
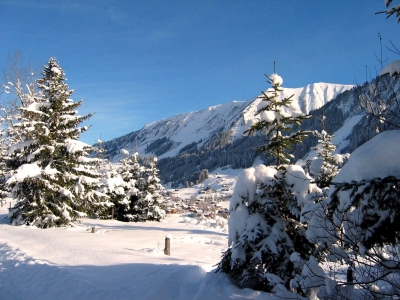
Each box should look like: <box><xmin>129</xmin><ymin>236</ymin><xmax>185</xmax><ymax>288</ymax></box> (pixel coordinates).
<box><xmin>306</xmin><ymin>130</ymin><xmax>349</xmax><ymax>188</ymax></box>
<box><xmin>98</xmin><ymin>160</ymin><xmax>124</xmax><ymax>218</ymax></box>
<box><xmin>135</xmin><ymin>157</ymin><xmax>166</xmax><ymax>222</ymax></box>
<box><xmin>218</xmin><ymin>69</ymin><xmax>319</xmax><ymax>296</ymax></box>
<box><xmin>114</xmin><ymin>150</ymin><xmax>143</xmax><ymax>221</ymax></box>
<box><xmin>7</xmin><ymin>57</ymin><xmax>111</xmax><ymax>227</ymax></box>
<box><xmin>244</xmin><ymin>71</ymin><xmax>311</xmax><ymax>166</ymax></box>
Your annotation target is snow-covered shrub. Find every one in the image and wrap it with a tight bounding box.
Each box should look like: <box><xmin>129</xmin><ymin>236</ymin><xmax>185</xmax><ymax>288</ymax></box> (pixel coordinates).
<box><xmin>306</xmin><ymin>131</ymin><xmax>400</xmax><ymax>299</ymax></box>
<box><xmin>217</xmin><ymin>164</ymin><xmax>320</xmax><ymax>296</ymax></box>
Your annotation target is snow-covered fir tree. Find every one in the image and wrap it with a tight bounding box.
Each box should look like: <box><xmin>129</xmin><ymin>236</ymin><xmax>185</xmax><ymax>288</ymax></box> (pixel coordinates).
<box><xmin>6</xmin><ymin>57</ymin><xmax>111</xmax><ymax>227</ymax></box>
<box><xmin>218</xmin><ymin>71</ymin><xmax>320</xmax><ymax>297</ymax></box>
<box><xmin>113</xmin><ymin>150</ymin><xmax>143</xmax><ymax>221</ymax></box>
<box><xmin>244</xmin><ymin>71</ymin><xmax>311</xmax><ymax>166</ymax></box>
<box><xmin>98</xmin><ymin>160</ymin><xmax>124</xmax><ymax>217</ymax></box>
<box><xmin>133</xmin><ymin>157</ymin><xmax>165</xmax><ymax>222</ymax></box>
<box><xmin>218</xmin><ymin>165</ymin><xmax>322</xmax><ymax>295</ymax></box>
<box><xmin>306</xmin><ymin>129</ymin><xmax>349</xmax><ymax>188</ymax></box>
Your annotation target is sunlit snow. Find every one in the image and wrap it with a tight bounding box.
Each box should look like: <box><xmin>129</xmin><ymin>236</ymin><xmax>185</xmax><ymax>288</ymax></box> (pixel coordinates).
<box><xmin>380</xmin><ymin>60</ymin><xmax>400</xmax><ymax>78</ymax></box>
<box><xmin>333</xmin><ymin>130</ymin><xmax>400</xmax><ymax>182</ymax></box>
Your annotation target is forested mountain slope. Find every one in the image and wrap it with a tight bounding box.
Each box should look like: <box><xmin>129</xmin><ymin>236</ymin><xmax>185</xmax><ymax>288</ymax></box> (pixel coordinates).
<box><xmin>98</xmin><ymin>79</ymin><xmax>398</xmax><ymax>187</ymax></box>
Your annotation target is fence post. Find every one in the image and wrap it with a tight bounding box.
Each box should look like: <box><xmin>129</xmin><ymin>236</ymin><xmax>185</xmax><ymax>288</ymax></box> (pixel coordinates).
<box><xmin>164</xmin><ymin>235</ymin><xmax>171</xmax><ymax>256</ymax></box>
<box><xmin>111</xmin><ymin>206</ymin><xmax>114</xmax><ymax>219</ymax></box>
<box><xmin>91</xmin><ymin>226</ymin><xmax>96</xmax><ymax>233</ymax></box>
<box><xmin>347</xmin><ymin>266</ymin><xmax>353</xmax><ymax>284</ymax></box>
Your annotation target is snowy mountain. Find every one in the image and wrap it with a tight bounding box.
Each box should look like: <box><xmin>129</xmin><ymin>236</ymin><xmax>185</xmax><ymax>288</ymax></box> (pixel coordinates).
<box><xmin>99</xmin><ymin>82</ymin><xmax>369</xmax><ymax>186</ymax></box>
<box><xmin>100</xmin><ymin>83</ymin><xmax>354</xmax><ymax>160</ymax></box>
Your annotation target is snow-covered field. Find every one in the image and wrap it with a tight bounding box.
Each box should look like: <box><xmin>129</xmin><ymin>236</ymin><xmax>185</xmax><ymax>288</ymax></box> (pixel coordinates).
<box><xmin>0</xmin><ymin>167</ymin><xmax>274</xmax><ymax>300</ymax></box>
<box><xmin>0</xmin><ymin>208</ymin><xmax>273</xmax><ymax>300</ymax></box>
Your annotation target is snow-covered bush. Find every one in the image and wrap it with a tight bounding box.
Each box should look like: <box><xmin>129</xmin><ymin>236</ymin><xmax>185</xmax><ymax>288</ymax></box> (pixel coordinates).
<box><xmin>98</xmin><ymin>161</ymin><xmax>125</xmax><ymax>217</ymax></box>
<box><xmin>217</xmin><ymin>164</ymin><xmax>321</xmax><ymax>296</ymax></box>
<box><xmin>306</xmin><ymin>130</ymin><xmax>400</xmax><ymax>299</ymax></box>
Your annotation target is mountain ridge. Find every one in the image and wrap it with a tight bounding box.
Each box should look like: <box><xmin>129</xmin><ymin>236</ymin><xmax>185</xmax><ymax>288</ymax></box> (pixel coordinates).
<box><xmin>100</xmin><ymin>82</ymin><xmax>354</xmax><ymax>163</ymax></box>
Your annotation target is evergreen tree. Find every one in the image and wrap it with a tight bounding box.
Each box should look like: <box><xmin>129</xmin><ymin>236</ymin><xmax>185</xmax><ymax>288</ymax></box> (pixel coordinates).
<box><xmin>114</xmin><ymin>150</ymin><xmax>143</xmax><ymax>221</ymax></box>
<box><xmin>98</xmin><ymin>160</ymin><xmax>124</xmax><ymax>218</ymax></box>
<box><xmin>136</xmin><ymin>157</ymin><xmax>165</xmax><ymax>222</ymax></box>
<box><xmin>198</xmin><ymin>169</ymin><xmax>209</xmax><ymax>183</ymax></box>
<box><xmin>218</xmin><ymin>70</ymin><xmax>319</xmax><ymax>296</ymax></box>
<box><xmin>217</xmin><ymin>165</ymin><xmax>320</xmax><ymax>295</ymax></box>
<box><xmin>306</xmin><ymin>130</ymin><xmax>349</xmax><ymax>188</ymax></box>
<box><xmin>7</xmin><ymin>57</ymin><xmax>111</xmax><ymax>227</ymax></box>
<box><xmin>244</xmin><ymin>71</ymin><xmax>311</xmax><ymax>166</ymax></box>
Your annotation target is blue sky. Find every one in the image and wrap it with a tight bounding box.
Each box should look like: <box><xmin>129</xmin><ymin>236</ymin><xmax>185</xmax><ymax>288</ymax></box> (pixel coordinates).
<box><xmin>0</xmin><ymin>1</ymin><xmax>399</xmax><ymax>144</ymax></box>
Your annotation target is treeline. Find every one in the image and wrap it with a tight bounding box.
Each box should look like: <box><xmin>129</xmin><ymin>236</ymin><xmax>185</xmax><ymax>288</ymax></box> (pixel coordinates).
<box><xmin>158</xmin><ymin>134</ymin><xmax>264</xmax><ymax>187</ymax></box>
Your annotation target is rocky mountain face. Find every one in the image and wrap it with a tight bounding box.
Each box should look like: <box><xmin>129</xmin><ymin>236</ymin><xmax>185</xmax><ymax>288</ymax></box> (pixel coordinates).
<box><xmin>99</xmin><ymin>79</ymin><xmax>396</xmax><ymax>187</ymax></box>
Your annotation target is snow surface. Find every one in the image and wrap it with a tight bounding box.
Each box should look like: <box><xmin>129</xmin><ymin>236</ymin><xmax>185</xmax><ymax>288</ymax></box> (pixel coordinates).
<box><xmin>65</xmin><ymin>139</ymin><xmax>89</xmax><ymax>153</ymax></box>
<box><xmin>0</xmin><ymin>207</ymin><xmax>274</xmax><ymax>299</ymax></box>
<box><xmin>331</xmin><ymin>114</ymin><xmax>364</xmax><ymax>152</ymax></box>
<box><xmin>333</xmin><ymin>130</ymin><xmax>400</xmax><ymax>182</ymax></box>
<box><xmin>51</xmin><ymin>67</ymin><xmax>62</xmax><ymax>75</ymax></box>
<box><xmin>269</xmin><ymin>73</ymin><xmax>283</xmax><ymax>86</ymax></box>
<box><xmin>7</xmin><ymin>163</ymin><xmax>42</xmax><ymax>184</ymax></box>
<box><xmin>380</xmin><ymin>60</ymin><xmax>400</xmax><ymax>78</ymax></box>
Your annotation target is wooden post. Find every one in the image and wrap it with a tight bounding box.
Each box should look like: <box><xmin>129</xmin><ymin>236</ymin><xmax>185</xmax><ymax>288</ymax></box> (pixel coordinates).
<box><xmin>111</xmin><ymin>206</ymin><xmax>115</xmax><ymax>219</ymax></box>
<box><xmin>347</xmin><ymin>266</ymin><xmax>353</xmax><ymax>284</ymax></box>
<box><xmin>164</xmin><ymin>236</ymin><xmax>171</xmax><ymax>256</ymax></box>
<box><xmin>91</xmin><ymin>226</ymin><xmax>96</xmax><ymax>233</ymax></box>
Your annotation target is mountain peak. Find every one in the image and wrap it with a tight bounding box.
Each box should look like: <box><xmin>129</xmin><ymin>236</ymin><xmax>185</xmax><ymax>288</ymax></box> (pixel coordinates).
<box><xmin>101</xmin><ymin>82</ymin><xmax>354</xmax><ymax>162</ymax></box>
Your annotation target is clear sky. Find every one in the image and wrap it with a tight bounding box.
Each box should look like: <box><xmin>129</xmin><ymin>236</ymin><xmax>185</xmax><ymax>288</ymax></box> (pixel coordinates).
<box><xmin>0</xmin><ymin>1</ymin><xmax>399</xmax><ymax>144</ymax></box>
